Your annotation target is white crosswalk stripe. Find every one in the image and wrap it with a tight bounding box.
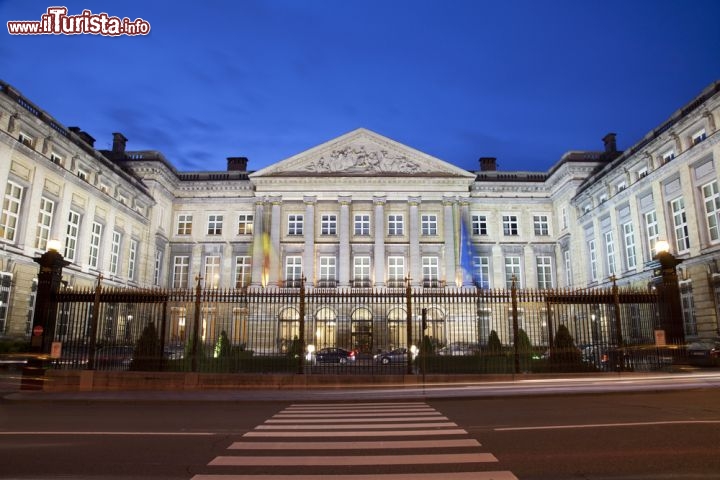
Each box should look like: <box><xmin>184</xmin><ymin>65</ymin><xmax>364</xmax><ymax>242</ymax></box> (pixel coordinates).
<box><xmin>191</xmin><ymin>401</ymin><xmax>518</xmax><ymax>480</ymax></box>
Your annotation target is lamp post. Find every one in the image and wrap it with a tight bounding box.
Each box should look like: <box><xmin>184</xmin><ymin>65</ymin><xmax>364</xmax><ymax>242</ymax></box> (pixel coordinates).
<box><xmin>653</xmin><ymin>240</ymin><xmax>685</xmax><ymax>345</ymax></box>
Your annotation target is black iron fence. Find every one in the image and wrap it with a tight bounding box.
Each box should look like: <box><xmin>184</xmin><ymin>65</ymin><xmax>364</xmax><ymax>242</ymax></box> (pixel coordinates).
<box><xmin>48</xmin><ymin>278</ymin><xmax>673</xmax><ymax>375</ymax></box>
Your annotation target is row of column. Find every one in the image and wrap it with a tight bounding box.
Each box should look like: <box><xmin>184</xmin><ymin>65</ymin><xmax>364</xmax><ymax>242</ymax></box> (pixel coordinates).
<box><xmin>249</xmin><ymin>195</ymin><xmax>470</xmax><ymax>288</ymax></box>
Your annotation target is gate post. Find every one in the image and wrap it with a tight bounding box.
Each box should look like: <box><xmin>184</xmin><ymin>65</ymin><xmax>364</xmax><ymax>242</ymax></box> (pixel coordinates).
<box><xmin>406</xmin><ymin>277</ymin><xmax>413</xmax><ymax>375</ymax></box>
<box><xmin>511</xmin><ymin>276</ymin><xmax>520</xmax><ymax>374</ymax></box>
<box><xmin>191</xmin><ymin>276</ymin><xmax>202</xmax><ymax>372</ymax></box>
<box><xmin>298</xmin><ymin>276</ymin><xmax>306</xmax><ymax>374</ymax></box>
<box><xmin>612</xmin><ymin>276</ymin><xmax>624</xmax><ymax>347</ymax></box>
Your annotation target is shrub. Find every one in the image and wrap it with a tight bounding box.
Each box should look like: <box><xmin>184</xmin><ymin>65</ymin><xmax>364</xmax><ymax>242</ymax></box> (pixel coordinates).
<box><xmin>130</xmin><ymin>323</ymin><xmax>161</xmax><ymax>371</ymax></box>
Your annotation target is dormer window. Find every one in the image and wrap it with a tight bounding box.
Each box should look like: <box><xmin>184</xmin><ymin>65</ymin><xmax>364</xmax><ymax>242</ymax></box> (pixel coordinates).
<box><xmin>662</xmin><ymin>150</ymin><xmax>675</xmax><ymax>163</ymax></box>
<box><xmin>18</xmin><ymin>131</ymin><xmax>35</xmax><ymax>149</ymax></box>
<box><xmin>637</xmin><ymin>167</ymin><xmax>648</xmax><ymax>180</ymax></box>
<box><xmin>616</xmin><ymin>181</ymin><xmax>626</xmax><ymax>193</ymax></box>
<box><xmin>692</xmin><ymin>129</ymin><xmax>707</xmax><ymax>146</ymax></box>
<box><xmin>117</xmin><ymin>194</ymin><xmax>127</xmax><ymax>206</ymax></box>
<box><xmin>100</xmin><ymin>184</ymin><xmax>110</xmax><ymax>194</ymax></box>
<box><xmin>583</xmin><ymin>204</ymin><xmax>592</xmax><ymax>214</ymax></box>
<box><xmin>77</xmin><ymin>168</ymin><xmax>88</xmax><ymax>181</ymax></box>
<box><xmin>599</xmin><ymin>194</ymin><xmax>607</xmax><ymax>204</ymax></box>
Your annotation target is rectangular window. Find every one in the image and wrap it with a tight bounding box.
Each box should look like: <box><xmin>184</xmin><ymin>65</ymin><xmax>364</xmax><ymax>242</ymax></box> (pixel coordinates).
<box><xmin>177</xmin><ymin>214</ymin><xmax>193</xmax><ymax>235</ymax></box>
<box><xmin>77</xmin><ymin>168</ymin><xmax>88</xmax><ymax>182</ymax></box>
<box><xmin>237</xmin><ymin>214</ymin><xmax>254</xmax><ymax>235</ymax></box>
<box><xmin>692</xmin><ymin>129</ymin><xmax>707</xmax><ymax>145</ymax></box>
<box><xmin>662</xmin><ymin>150</ymin><xmax>675</xmax><ymax>163</ymax></box>
<box><xmin>387</xmin><ymin>256</ymin><xmax>405</xmax><ymax>286</ymax></box>
<box><xmin>35</xmin><ymin>197</ymin><xmax>54</xmax><ymax>251</ymax></box>
<box><xmin>702</xmin><ymin>180</ymin><xmax>720</xmax><ymax>242</ymax></box>
<box><xmin>321</xmin><ymin>214</ymin><xmax>337</xmax><ymax>235</ymax></box>
<box><xmin>422</xmin><ymin>256</ymin><xmax>439</xmax><ymax>287</ymax></box>
<box><xmin>533</xmin><ymin>215</ymin><xmax>549</xmax><ymax>236</ymax></box>
<box><xmin>502</xmin><ymin>215</ymin><xmax>519</xmax><ymax>236</ymax></box>
<box><xmin>388</xmin><ymin>214</ymin><xmax>404</xmax><ymax>235</ymax></box>
<box><xmin>536</xmin><ymin>256</ymin><xmax>553</xmax><ymax>289</ymax></box>
<box><xmin>234</xmin><ymin>256</ymin><xmax>251</xmax><ymax>288</ymax></box>
<box><xmin>564</xmin><ymin>250</ymin><xmax>572</xmax><ymax>287</ymax></box>
<box><xmin>207</xmin><ymin>214</ymin><xmax>223</xmax><ymax>235</ymax></box>
<box><xmin>127</xmin><ymin>239</ymin><xmax>138</xmax><ymax>280</ymax></box>
<box><xmin>680</xmin><ymin>283</ymin><xmax>697</xmax><ymax>336</ymax></box>
<box><xmin>285</xmin><ymin>256</ymin><xmax>303</xmax><ymax>285</ymax></box>
<box><xmin>637</xmin><ymin>167</ymin><xmax>649</xmax><ymax>179</ymax></box>
<box><xmin>471</xmin><ymin>214</ymin><xmax>488</xmax><ymax>235</ymax></box>
<box><xmin>319</xmin><ymin>256</ymin><xmax>337</xmax><ymax>285</ymax></box>
<box><xmin>353</xmin><ymin>256</ymin><xmax>371</xmax><ymax>286</ymax></box>
<box><xmin>504</xmin><ymin>257</ymin><xmax>521</xmax><ymax>289</ymax></box>
<box><xmin>64</xmin><ymin>210</ymin><xmax>80</xmax><ymax>261</ymax></box>
<box><xmin>110</xmin><ymin>230</ymin><xmax>121</xmax><ymax>276</ymax></box>
<box><xmin>1</xmin><ymin>181</ymin><xmax>23</xmax><ymax>242</ymax></box>
<box><xmin>421</xmin><ymin>215</ymin><xmax>438</xmax><ymax>236</ymax></box>
<box><xmin>50</xmin><ymin>151</ymin><xmax>64</xmax><ymax>166</ymax></box>
<box><xmin>589</xmin><ymin>240</ymin><xmax>598</xmax><ymax>282</ymax></box>
<box><xmin>172</xmin><ymin>256</ymin><xmax>189</xmax><ymax>288</ymax></box>
<box><xmin>88</xmin><ymin>222</ymin><xmax>102</xmax><ymax>269</ymax></box>
<box><xmin>472</xmin><ymin>256</ymin><xmax>490</xmax><ymax>289</ymax></box>
<box><xmin>0</xmin><ymin>273</ymin><xmax>12</xmax><ymax>333</ymax></box>
<box><xmin>616</xmin><ymin>181</ymin><xmax>627</xmax><ymax>192</ymax></box>
<box><xmin>671</xmin><ymin>197</ymin><xmax>690</xmax><ymax>252</ymax></box>
<box><xmin>19</xmin><ymin>131</ymin><xmax>35</xmax><ymax>148</ymax></box>
<box><xmin>153</xmin><ymin>249</ymin><xmax>163</xmax><ymax>286</ymax></box>
<box><xmin>204</xmin><ymin>256</ymin><xmax>221</xmax><ymax>289</ymax></box>
<box><xmin>623</xmin><ymin>222</ymin><xmax>637</xmax><ymax>270</ymax></box>
<box><xmin>354</xmin><ymin>214</ymin><xmax>370</xmax><ymax>236</ymax></box>
<box><xmin>645</xmin><ymin>211</ymin><xmax>660</xmax><ymax>258</ymax></box>
<box><xmin>604</xmin><ymin>231</ymin><xmax>616</xmax><ymax>276</ymax></box>
<box><xmin>288</xmin><ymin>214</ymin><xmax>303</xmax><ymax>235</ymax></box>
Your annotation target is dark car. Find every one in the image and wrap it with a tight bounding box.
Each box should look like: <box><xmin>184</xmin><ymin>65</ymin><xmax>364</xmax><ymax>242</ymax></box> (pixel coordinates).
<box><xmin>687</xmin><ymin>341</ymin><xmax>720</xmax><ymax>367</ymax></box>
<box><xmin>314</xmin><ymin>347</ymin><xmax>355</xmax><ymax>364</ymax></box>
<box><xmin>95</xmin><ymin>345</ymin><xmax>134</xmax><ymax>370</ymax></box>
<box><xmin>375</xmin><ymin>347</ymin><xmax>409</xmax><ymax>365</ymax></box>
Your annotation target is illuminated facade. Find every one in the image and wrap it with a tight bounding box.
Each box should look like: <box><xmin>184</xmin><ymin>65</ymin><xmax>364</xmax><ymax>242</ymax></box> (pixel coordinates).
<box><xmin>1</xmin><ymin>80</ymin><xmax>719</xmax><ymax>342</ymax></box>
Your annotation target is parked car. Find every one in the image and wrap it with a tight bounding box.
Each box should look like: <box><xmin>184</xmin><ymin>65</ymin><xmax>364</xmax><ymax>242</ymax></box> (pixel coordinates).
<box><xmin>94</xmin><ymin>345</ymin><xmax>134</xmax><ymax>370</ymax></box>
<box><xmin>687</xmin><ymin>341</ymin><xmax>720</xmax><ymax>367</ymax></box>
<box><xmin>375</xmin><ymin>347</ymin><xmax>409</xmax><ymax>365</ymax></box>
<box><xmin>313</xmin><ymin>347</ymin><xmax>355</xmax><ymax>364</ymax></box>
<box><xmin>438</xmin><ymin>342</ymin><xmax>481</xmax><ymax>356</ymax></box>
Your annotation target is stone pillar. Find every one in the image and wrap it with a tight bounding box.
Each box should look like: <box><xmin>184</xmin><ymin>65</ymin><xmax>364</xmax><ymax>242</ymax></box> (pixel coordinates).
<box><xmin>268</xmin><ymin>197</ymin><xmax>282</xmax><ymax>287</ymax></box>
<box><xmin>408</xmin><ymin>196</ymin><xmax>421</xmax><ymax>286</ymax></box>
<box><xmin>250</xmin><ymin>200</ymin><xmax>265</xmax><ymax>287</ymax></box>
<box><xmin>338</xmin><ymin>196</ymin><xmax>351</xmax><ymax>287</ymax></box>
<box><xmin>303</xmin><ymin>196</ymin><xmax>316</xmax><ymax>287</ymax></box>
<box><xmin>443</xmin><ymin>196</ymin><xmax>457</xmax><ymax>287</ymax></box>
<box><xmin>460</xmin><ymin>199</ymin><xmax>474</xmax><ymax>286</ymax></box>
<box><xmin>373</xmin><ymin>196</ymin><xmax>386</xmax><ymax>287</ymax></box>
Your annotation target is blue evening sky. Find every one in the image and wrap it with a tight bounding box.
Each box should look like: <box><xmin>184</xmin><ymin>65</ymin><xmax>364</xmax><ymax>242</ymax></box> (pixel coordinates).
<box><xmin>2</xmin><ymin>0</ymin><xmax>720</xmax><ymax>173</ymax></box>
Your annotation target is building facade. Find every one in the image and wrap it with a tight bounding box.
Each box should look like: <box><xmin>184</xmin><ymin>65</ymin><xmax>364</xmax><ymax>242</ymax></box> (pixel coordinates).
<box><xmin>1</xmin><ymin>79</ymin><xmax>719</xmax><ymax>346</ymax></box>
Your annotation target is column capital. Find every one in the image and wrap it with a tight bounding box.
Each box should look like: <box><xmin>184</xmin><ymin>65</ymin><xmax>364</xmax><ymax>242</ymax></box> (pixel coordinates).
<box><xmin>442</xmin><ymin>195</ymin><xmax>457</xmax><ymax>206</ymax></box>
<box><xmin>303</xmin><ymin>195</ymin><xmax>317</xmax><ymax>205</ymax></box>
<box><xmin>408</xmin><ymin>196</ymin><xmax>421</xmax><ymax>206</ymax></box>
<box><xmin>269</xmin><ymin>195</ymin><xmax>283</xmax><ymax>205</ymax></box>
<box><xmin>373</xmin><ymin>195</ymin><xmax>386</xmax><ymax>206</ymax></box>
<box><xmin>338</xmin><ymin>195</ymin><xmax>352</xmax><ymax>206</ymax></box>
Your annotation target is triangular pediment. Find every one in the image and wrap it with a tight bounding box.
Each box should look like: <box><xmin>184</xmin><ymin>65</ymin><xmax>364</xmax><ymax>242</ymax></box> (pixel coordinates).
<box><xmin>250</xmin><ymin>128</ymin><xmax>475</xmax><ymax>179</ymax></box>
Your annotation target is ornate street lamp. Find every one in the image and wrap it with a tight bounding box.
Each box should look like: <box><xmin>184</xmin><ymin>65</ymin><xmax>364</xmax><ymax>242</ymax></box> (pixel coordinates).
<box><xmin>653</xmin><ymin>240</ymin><xmax>685</xmax><ymax>345</ymax></box>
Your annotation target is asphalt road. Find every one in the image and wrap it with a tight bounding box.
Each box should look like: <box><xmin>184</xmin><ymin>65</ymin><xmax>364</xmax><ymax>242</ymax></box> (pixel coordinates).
<box><xmin>1</xmin><ymin>379</ymin><xmax>719</xmax><ymax>479</ymax></box>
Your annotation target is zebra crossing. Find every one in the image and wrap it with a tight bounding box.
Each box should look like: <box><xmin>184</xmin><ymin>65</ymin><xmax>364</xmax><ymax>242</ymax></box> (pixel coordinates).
<box><xmin>191</xmin><ymin>401</ymin><xmax>517</xmax><ymax>480</ymax></box>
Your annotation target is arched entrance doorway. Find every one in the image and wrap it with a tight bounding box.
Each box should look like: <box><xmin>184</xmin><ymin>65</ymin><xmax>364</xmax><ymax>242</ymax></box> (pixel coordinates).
<box><xmin>350</xmin><ymin>307</ymin><xmax>372</xmax><ymax>353</ymax></box>
<box><xmin>277</xmin><ymin>307</ymin><xmax>300</xmax><ymax>355</ymax></box>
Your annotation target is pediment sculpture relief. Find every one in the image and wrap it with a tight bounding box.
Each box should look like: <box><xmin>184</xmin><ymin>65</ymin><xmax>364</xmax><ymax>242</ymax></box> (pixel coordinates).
<box><xmin>304</xmin><ymin>145</ymin><xmax>422</xmax><ymax>174</ymax></box>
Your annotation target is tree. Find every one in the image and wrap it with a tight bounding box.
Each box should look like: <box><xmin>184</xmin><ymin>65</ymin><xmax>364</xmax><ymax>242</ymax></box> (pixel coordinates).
<box><xmin>487</xmin><ymin>330</ymin><xmax>502</xmax><ymax>352</ymax></box>
<box><xmin>214</xmin><ymin>330</ymin><xmax>231</xmax><ymax>359</ymax></box>
<box><xmin>516</xmin><ymin>328</ymin><xmax>533</xmax><ymax>372</ymax></box>
<box><xmin>130</xmin><ymin>323</ymin><xmax>161</xmax><ymax>371</ymax></box>
<box><xmin>550</xmin><ymin>324</ymin><xmax>582</xmax><ymax>369</ymax></box>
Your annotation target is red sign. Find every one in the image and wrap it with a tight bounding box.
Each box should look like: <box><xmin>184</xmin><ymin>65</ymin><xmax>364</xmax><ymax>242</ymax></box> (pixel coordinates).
<box><xmin>32</xmin><ymin>325</ymin><xmax>43</xmax><ymax>336</ymax></box>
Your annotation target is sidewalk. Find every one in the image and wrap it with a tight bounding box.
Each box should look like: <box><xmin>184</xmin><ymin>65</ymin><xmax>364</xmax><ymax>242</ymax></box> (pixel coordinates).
<box><xmin>4</xmin><ymin>369</ymin><xmax>720</xmax><ymax>403</ymax></box>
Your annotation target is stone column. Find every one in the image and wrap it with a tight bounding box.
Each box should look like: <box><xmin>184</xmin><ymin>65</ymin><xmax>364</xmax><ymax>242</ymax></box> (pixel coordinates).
<box><xmin>408</xmin><ymin>196</ymin><xmax>421</xmax><ymax>286</ymax></box>
<box><xmin>338</xmin><ymin>195</ymin><xmax>351</xmax><ymax>287</ymax></box>
<box><xmin>250</xmin><ymin>199</ymin><xmax>265</xmax><ymax>287</ymax></box>
<box><xmin>268</xmin><ymin>197</ymin><xmax>282</xmax><ymax>287</ymax></box>
<box><xmin>373</xmin><ymin>196</ymin><xmax>386</xmax><ymax>287</ymax></box>
<box><xmin>303</xmin><ymin>196</ymin><xmax>316</xmax><ymax>287</ymax></box>
<box><xmin>443</xmin><ymin>196</ymin><xmax>457</xmax><ymax>287</ymax></box>
<box><xmin>460</xmin><ymin>198</ymin><xmax>474</xmax><ymax>286</ymax></box>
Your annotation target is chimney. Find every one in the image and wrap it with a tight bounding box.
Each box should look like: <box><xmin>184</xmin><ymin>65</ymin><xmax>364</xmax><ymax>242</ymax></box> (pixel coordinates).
<box><xmin>602</xmin><ymin>133</ymin><xmax>617</xmax><ymax>153</ymax></box>
<box><xmin>479</xmin><ymin>157</ymin><xmax>497</xmax><ymax>171</ymax></box>
<box><xmin>112</xmin><ymin>132</ymin><xmax>128</xmax><ymax>158</ymax></box>
<box><xmin>227</xmin><ymin>157</ymin><xmax>248</xmax><ymax>171</ymax></box>
<box><xmin>68</xmin><ymin>127</ymin><xmax>96</xmax><ymax>147</ymax></box>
